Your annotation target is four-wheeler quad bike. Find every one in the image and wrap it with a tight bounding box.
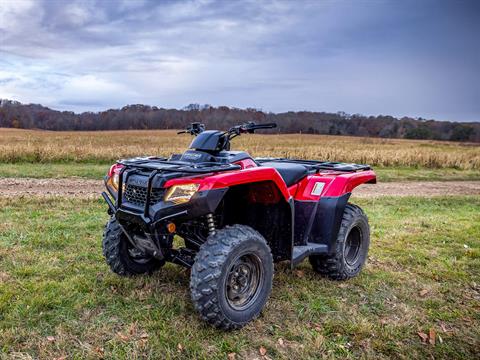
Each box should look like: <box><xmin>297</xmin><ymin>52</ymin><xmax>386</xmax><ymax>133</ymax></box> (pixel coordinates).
<box><xmin>101</xmin><ymin>121</ymin><xmax>376</xmax><ymax>329</ymax></box>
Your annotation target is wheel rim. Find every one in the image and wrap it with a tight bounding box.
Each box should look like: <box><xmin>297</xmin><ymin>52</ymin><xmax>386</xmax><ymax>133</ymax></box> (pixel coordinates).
<box><xmin>344</xmin><ymin>226</ymin><xmax>362</xmax><ymax>266</ymax></box>
<box><xmin>225</xmin><ymin>254</ymin><xmax>263</xmax><ymax>311</ymax></box>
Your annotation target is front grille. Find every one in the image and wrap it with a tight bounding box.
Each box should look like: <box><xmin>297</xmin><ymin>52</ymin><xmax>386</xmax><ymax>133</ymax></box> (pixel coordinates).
<box><xmin>124</xmin><ymin>184</ymin><xmax>165</xmax><ymax>207</ymax></box>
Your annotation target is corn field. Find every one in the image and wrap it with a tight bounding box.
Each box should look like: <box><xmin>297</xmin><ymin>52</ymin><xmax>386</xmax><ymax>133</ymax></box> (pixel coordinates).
<box><xmin>1</xmin><ymin>128</ymin><xmax>479</xmax><ymax>169</ymax></box>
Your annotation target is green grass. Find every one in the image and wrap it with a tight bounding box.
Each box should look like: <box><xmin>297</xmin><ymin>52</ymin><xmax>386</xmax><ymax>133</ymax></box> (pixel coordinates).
<box><xmin>0</xmin><ymin>162</ymin><xmax>110</xmax><ymax>179</ymax></box>
<box><xmin>1</xmin><ymin>197</ymin><xmax>479</xmax><ymax>359</ymax></box>
<box><xmin>374</xmin><ymin>167</ymin><xmax>480</xmax><ymax>182</ymax></box>
<box><xmin>1</xmin><ymin>162</ymin><xmax>479</xmax><ymax>182</ymax></box>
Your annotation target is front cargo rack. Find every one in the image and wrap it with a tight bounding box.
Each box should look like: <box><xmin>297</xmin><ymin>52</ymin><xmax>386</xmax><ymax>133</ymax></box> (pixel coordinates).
<box><xmin>118</xmin><ymin>157</ymin><xmax>241</xmax><ymax>174</ymax></box>
<box><xmin>255</xmin><ymin>158</ymin><xmax>371</xmax><ymax>172</ymax></box>
<box><xmin>113</xmin><ymin>158</ymin><xmax>241</xmax><ymax>218</ymax></box>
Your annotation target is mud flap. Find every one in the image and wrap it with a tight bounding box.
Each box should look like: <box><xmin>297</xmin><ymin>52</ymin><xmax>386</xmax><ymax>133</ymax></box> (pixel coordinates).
<box><xmin>293</xmin><ymin>193</ymin><xmax>351</xmax><ymax>257</ymax></box>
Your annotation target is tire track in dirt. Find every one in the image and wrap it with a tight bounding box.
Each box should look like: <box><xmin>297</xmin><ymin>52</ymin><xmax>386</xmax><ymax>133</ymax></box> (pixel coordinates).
<box><xmin>0</xmin><ymin>178</ymin><xmax>479</xmax><ymax>198</ymax></box>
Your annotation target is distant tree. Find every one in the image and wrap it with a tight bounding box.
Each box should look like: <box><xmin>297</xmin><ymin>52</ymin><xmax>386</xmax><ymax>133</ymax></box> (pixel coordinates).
<box><xmin>405</xmin><ymin>125</ymin><xmax>433</xmax><ymax>140</ymax></box>
<box><xmin>450</xmin><ymin>124</ymin><xmax>474</xmax><ymax>141</ymax></box>
<box><xmin>0</xmin><ymin>99</ymin><xmax>478</xmax><ymax>142</ymax></box>
<box><xmin>11</xmin><ymin>117</ymin><xmax>21</xmax><ymax>128</ymax></box>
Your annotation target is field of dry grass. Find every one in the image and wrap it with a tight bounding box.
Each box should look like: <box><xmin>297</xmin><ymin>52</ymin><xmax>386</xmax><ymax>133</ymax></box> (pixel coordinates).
<box><xmin>1</xmin><ymin>128</ymin><xmax>479</xmax><ymax>169</ymax></box>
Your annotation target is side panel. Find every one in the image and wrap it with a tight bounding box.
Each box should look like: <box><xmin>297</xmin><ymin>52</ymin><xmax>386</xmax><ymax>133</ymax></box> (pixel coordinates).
<box><xmin>310</xmin><ymin>193</ymin><xmax>351</xmax><ymax>253</ymax></box>
<box><xmin>293</xmin><ymin>200</ymin><xmax>316</xmax><ymax>245</ymax></box>
<box><xmin>294</xmin><ymin>193</ymin><xmax>351</xmax><ymax>253</ymax></box>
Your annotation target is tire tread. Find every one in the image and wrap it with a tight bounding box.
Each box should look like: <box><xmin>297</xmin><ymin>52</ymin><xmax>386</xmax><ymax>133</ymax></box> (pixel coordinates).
<box><xmin>309</xmin><ymin>204</ymin><xmax>369</xmax><ymax>280</ymax></box>
<box><xmin>102</xmin><ymin>217</ymin><xmax>163</xmax><ymax>276</ymax></box>
<box><xmin>190</xmin><ymin>224</ymin><xmax>273</xmax><ymax>330</ymax></box>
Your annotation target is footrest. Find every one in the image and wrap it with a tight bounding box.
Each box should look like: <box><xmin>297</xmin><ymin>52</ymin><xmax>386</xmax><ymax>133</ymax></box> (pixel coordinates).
<box><xmin>292</xmin><ymin>243</ymin><xmax>328</xmax><ymax>267</ymax></box>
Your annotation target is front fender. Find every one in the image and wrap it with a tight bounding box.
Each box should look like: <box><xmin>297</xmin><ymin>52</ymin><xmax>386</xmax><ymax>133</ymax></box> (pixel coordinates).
<box><xmin>164</xmin><ymin>167</ymin><xmax>292</xmax><ymax>202</ymax></box>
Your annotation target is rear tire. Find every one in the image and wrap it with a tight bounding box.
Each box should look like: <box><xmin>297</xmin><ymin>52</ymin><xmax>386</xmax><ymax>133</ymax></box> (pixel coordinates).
<box><xmin>190</xmin><ymin>225</ymin><xmax>274</xmax><ymax>330</ymax></box>
<box><xmin>102</xmin><ymin>217</ymin><xmax>164</xmax><ymax>276</ymax></box>
<box><xmin>309</xmin><ymin>204</ymin><xmax>370</xmax><ymax>280</ymax></box>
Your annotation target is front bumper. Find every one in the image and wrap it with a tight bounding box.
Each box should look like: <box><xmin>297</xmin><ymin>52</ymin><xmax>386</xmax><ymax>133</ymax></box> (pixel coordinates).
<box><xmin>102</xmin><ymin>187</ymin><xmax>227</xmax><ymax>232</ymax></box>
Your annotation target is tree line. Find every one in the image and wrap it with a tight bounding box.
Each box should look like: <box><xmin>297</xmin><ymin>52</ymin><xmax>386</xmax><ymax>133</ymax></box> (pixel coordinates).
<box><xmin>0</xmin><ymin>99</ymin><xmax>478</xmax><ymax>142</ymax></box>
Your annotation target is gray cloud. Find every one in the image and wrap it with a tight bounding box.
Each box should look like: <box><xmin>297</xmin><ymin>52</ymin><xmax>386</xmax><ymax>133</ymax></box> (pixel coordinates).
<box><xmin>0</xmin><ymin>0</ymin><xmax>479</xmax><ymax>121</ymax></box>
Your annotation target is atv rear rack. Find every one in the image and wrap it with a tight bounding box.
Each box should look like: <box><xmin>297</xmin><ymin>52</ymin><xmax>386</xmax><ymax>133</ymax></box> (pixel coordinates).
<box><xmin>255</xmin><ymin>158</ymin><xmax>371</xmax><ymax>173</ymax></box>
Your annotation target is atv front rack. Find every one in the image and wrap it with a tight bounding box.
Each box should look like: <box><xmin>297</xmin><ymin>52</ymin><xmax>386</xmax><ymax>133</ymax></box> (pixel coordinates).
<box><xmin>255</xmin><ymin>158</ymin><xmax>371</xmax><ymax>173</ymax></box>
<box><xmin>118</xmin><ymin>157</ymin><xmax>241</xmax><ymax>174</ymax></box>
<box><xmin>111</xmin><ymin>158</ymin><xmax>240</xmax><ymax>218</ymax></box>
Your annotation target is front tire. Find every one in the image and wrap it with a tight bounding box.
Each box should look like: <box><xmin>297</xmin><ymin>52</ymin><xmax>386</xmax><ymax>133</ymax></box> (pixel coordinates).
<box><xmin>309</xmin><ymin>204</ymin><xmax>370</xmax><ymax>280</ymax></box>
<box><xmin>190</xmin><ymin>225</ymin><xmax>274</xmax><ymax>330</ymax></box>
<box><xmin>102</xmin><ymin>217</ymin><xmax>164</xmax><ymax>276</ymax></box>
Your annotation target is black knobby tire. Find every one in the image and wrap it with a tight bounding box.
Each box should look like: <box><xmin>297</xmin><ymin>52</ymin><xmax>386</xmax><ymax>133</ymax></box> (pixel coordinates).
<box><xmin>309</xmin><ymin>204</ymin><xmax>370</xmax><ymax>280</ymax></box>
<box><xmin>102</xmin><ymin>217</ymin><xmax>164</xmax><ymax>276</ymax></box>
<box><xmin>190</xmin><ymin>225</ymin><xmax>274</xmax><ymax>330</ymax></box>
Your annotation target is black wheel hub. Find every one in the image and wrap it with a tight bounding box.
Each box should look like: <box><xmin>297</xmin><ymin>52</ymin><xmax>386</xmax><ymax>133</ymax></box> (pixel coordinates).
<box><xmin>344</xmin><ymin>226</ymin><xmax>362</xmax><ymax>266</ymax></box>
<box><xmin>225</xmin><ymin>254</ymin><xmax>263</xmax><ymax>310</ymax></box>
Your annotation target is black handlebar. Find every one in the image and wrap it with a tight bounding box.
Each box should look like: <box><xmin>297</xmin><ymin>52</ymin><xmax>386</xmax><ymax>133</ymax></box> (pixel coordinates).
<box><xmin>246</xmin><ymin>122</ymin><xmax>277</xmax><ymax>131</ymax></box>
<box><xmin>177</xmin><ymin>122</ymin><xmax>205</xmax><ymax>135</ymax></box>
<box><xmin>255</xmin><ymin>122</ymin><xmax>277</xmax><ymax>128</ymax></box>
<box><xmin>229</xmin><ymin>122</ymin><xmax>277</xmax><ymax>135</ymax></box>
<box><xmin>178</xmin><ymin>121</ymin><xmax>277</xmax><ymax>136</ymax></box>
<box><xmin>177</xmin><ymin>121</ymin><xmax>277</xmax><ymax>151</ymax></box>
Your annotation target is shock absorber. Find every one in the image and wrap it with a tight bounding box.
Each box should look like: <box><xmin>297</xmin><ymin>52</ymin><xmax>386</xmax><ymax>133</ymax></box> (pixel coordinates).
<box><xmin>206</xmin><ymin>213</ymin><xmax>216</xmax><ymax>236</ymax></box>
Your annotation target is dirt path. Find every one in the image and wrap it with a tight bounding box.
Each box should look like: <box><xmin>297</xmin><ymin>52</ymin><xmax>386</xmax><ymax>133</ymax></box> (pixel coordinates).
<box><xmin>352</xmin><ymin>181</ymin><xmax>480</xmax><ymax>197</ymax></box>
<box><xmin>0</xmin><ymin>178</ymin><xmax>103</xmax><ymax>199</ymax></box>
<box><xmin>0</xmin><ymin>178</ymin><xmax>479</xmax><ymax>199</ymax></box>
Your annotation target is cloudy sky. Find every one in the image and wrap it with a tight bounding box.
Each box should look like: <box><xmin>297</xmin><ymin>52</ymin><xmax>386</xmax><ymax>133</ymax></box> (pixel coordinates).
<box><xmin>0</xmin><ymin>0</ymin><xmax>479</xmax><ymax>121</ymax></box>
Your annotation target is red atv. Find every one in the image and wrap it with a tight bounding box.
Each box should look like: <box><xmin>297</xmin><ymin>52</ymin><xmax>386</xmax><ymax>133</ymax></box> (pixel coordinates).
<box><xmin>101</xmin><ymin>122</ymin><xmax>376</xmax><ymax>329</ymax></box>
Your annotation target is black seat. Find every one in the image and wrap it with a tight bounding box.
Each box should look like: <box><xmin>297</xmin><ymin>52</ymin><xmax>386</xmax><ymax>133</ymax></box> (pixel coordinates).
<box><xmin>260</xmin><ymin>162</ymin><xmax>308</xmax><ymax>187</ymax></box>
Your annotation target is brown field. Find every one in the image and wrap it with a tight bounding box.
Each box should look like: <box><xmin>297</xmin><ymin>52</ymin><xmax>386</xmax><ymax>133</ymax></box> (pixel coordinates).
<box><xmin>0</xmin><ymin>128</ymin><xmax>479</xmax><ymax>169</ymax></box>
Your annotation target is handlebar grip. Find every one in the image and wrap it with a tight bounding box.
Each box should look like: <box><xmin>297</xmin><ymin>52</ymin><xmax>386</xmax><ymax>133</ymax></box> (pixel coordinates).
<box><xmin>254</xmin><ymin>123</ymin><xmax>277</xmax><ymax>129</ymax></box>
<box><xmin>264</xmin><ymin>123</ymin><xmax>277</xmax><ymax>128</ymax></box>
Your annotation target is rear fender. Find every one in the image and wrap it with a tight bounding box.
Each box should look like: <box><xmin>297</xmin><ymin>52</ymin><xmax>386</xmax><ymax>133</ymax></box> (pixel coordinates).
<box><xmin>293</xmin><ymin>170</ymin><xmax>375</xmax><ymax>254</ymax></box>
<box><xmin>294</xmin><ymin>170</ymin><xmax>376</xmax><ymax>200</ymax></box>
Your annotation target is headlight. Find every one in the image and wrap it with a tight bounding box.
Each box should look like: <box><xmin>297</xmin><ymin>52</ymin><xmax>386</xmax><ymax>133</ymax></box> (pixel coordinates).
<box><xmin>106</xmin><ymin>164</ymin><xmax>124</xmax><ymax>193</ymax></box>
<box><xmin>106</xmin><ymin>175</ymin><xmax>119</xmax><ymax>192</ymax></box>
<box><xmin>111</xmin><ymin>173</ymin><xmax>119</xmax><ymax>190</ymax></box>
<box><xmin>164</xmin><ymin>184</ymin><xmax>199</xmax><ymax>204</ymax></box>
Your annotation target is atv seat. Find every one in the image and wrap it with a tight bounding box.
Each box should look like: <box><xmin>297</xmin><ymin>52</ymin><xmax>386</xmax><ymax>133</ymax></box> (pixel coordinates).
<box><xmin>260</xmin><ymin>161</ymin><xmax>308</xmax><ymax>187</ymax></box>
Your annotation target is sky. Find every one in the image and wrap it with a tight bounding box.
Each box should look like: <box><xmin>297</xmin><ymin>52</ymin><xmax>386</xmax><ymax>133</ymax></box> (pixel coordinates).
<box><xmin>0</xmin><ymin>0</ymin><xmax>479</xmax><ymax>122</ymax></box>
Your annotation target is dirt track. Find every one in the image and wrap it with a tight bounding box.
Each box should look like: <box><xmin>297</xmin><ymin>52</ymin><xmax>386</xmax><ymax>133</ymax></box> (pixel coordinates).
<box><xmin>0</xmin><ymin>178</ymin><xmax>479</xmax><ymax>198</ymax></box>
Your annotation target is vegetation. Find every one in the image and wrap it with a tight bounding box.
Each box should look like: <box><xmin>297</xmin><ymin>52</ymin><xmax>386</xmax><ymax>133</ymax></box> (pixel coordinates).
<box><xmin>0</xmin><ymin>127</ymin><xmax>478</xmax><ymax>357</ymax></box>
<box><xmin>0</xmin><ymin>197</ymin><xmax>478</xmax><ymax>359</ymax></box>
<box><xmin>2</xmin><ymin>163</ymin><xmax>480</xmax><ymax>182</ymax></box>
<box><xmin>1</xmin><ymin>100</ymin><xmax>479</xmax><ymax>142</ymax></box>
<box><xmin>1</xmin><ymin>129</ymin><xmax>479</xmax><ymax>170</ymax></box>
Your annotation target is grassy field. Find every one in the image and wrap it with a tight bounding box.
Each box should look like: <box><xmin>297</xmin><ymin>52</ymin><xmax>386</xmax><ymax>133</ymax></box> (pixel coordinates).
<box><xmin>1</xmin><ymin>197</ymin><xmax>479</xmax><ymax>359</ymax></box>
<box><xmin>1</xmin><ymin>162</ymin><xmax>480</xmax><ymax>183</ymax></box>
<box><xmin>1</xmin><ymin>128</ymin><xmax>479</xmax><ymax>169</ymax></box>
<box><xmin>0</xmin><ymin>128</ymin><xmax>479</xmax><ymax>358</ymax></box>
<box><xmin>1</xmin><ymin>128</ymin><xmax>479</xmax><ymax>182</ymax></box>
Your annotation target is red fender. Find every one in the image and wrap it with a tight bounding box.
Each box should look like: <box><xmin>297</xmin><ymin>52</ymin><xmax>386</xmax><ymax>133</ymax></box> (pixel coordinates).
<box><xmin>164</xmin><ymin>167</ymin><xmax>292</xmax><ymax>202</ymax></box>
<box><xmin>293</xmin><ymin>170</ymin><xmax>376</xmax><ymax>200</ymax></box>
<box><xmin>164</xmin><ymin>165</ymin><xmax>376</xmax><ymax>202</ymax></box>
